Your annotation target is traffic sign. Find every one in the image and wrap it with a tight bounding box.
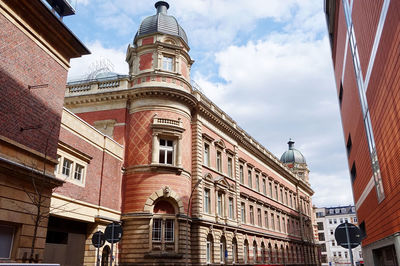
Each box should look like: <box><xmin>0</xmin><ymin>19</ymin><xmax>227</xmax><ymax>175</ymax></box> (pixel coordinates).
<box><xmin>92</xmin><ymin>231</ymin><xmax>106</xmax><ymax>248</ymax></box>
<box><xmin>334</xmin><ymin>222</ymin><xmax>362</xmax><ymax>249</ymax></box>
<box><xmin>105</xmin><ymin>222</ymin><xmax>123</xmax><ymax>243</ymax></box>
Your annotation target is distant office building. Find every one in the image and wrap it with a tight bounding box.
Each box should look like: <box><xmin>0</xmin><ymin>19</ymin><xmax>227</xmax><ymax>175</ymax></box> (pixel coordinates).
<box><xmin>324</xmin><ymin>0</ymin><xmax>400</xmax><ymax>265</ymax></box>
<box><xmin>316</xmin><ymin>206</ymin><xmax>363</xmax><ymax>265</ymax></box>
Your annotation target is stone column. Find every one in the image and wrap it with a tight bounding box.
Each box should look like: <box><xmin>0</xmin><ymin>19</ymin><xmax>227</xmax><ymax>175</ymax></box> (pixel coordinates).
<box><xmin>151</xmin><ymin>133</ymin><xmax>158</xmax><ymax>164</ymax></box>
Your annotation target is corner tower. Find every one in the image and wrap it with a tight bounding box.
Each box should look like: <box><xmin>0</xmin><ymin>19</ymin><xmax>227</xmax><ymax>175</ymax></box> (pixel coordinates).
<box><xmin>126</xmin><ymin>1</ymin><xmax>193</xmax><ymax>92</ymax></box>
<box><xmin>120</xmin><ymin>2</ymin><xmax>196</xmax><ymax>264</ymax></box>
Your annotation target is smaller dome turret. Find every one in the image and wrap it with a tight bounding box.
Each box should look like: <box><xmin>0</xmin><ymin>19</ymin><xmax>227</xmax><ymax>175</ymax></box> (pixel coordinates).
<box><xmin>134</xmin><ymin>1</ymin><xmax>188</xmax><ymax>46</ymax></box>
<box><xmin>280</xmin><ymin>139</ymin><xmax>309</xmax><ymax>183</ymax></box>
<box><xmin>280</xmin><ymin>139</ymin><xmax>306</xmax><ymax>164</ymax></box>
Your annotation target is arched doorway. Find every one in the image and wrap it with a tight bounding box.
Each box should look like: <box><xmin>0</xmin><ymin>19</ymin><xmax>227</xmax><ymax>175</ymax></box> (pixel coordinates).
<box><xmin>243</xmin><ymin>240</ymin><xmax>249</xmax><ymax>264</ymax></box>
<box><xmin>232</xmin><ymin>238</ymin><xmax>238</xmax><ymax>264</ymax></box>
<box><xmin>261</xmin><ymin>242</ymin><xmax>266</xmax><ymax>263</ymax></box>
<box><xmin>220</xmin><ymin>235</ymin><xmax>227</xmax><ymax>264</ymax></box>
<box><xmin>101</xmin><ymin>245</ymin><xmax>110</xmax><ymax>266</ymax></box>
<box><xmin>268</xmin><ymin>243</ymin><xmax>273</xmax><ymax>263</ymax></box>
<box><xmin>206</xmin><ymin>233</ymin><xmax>213</xmax><ymax>264</ymax></box>
<box><xmin>253</xmin><ymin>240</ymin><xmax>258</xmax><ymax>263</ymax></box>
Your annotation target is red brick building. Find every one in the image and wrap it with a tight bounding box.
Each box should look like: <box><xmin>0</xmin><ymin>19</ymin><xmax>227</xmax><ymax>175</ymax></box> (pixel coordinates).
<box><xmin>0</xmin><ymin>0</ymin><xmax>89</xmax><ymax>262</ymax></box>
<box><xmin>325</xmin><ymin>0</ymin><xmax>400</xmax><ymax>264</ymax></box>
<box><xmin>62</xmin><ymin>2</ymin><xmax>318</xmax><ymax>265</ymax></box>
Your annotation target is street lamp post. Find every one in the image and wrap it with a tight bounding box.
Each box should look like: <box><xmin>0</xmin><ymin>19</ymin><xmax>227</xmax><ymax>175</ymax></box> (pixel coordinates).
<box><xmin>185</xmin><ymin>178</ymin><xmax>203</xmax><ymax>266</ymax></box>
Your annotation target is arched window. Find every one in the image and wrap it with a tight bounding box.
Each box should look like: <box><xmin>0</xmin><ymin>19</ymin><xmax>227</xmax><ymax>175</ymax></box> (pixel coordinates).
<box><xmin>206</xmin><ymin>234</ymin><xmax>213</xmax><ymax>264</ymax></box>
<box><xmin>253</xmin><ymin>241</ymin><xmax>258</xmax><ymax>262</ymax></box>
<box><xmin>268</xmin><ymin>243</ymin><xmax>273</xmax><ymax>263</ymax></box>
<box><xmin>244</xmin><ymin>240</ymin><xmax>249</xmax><ymax>264</ymax></box>
<box><xmin>281</xmin><ymin>245</ymin><xmax>285</xmax><ymax>264</ymax></box>
<box><xmin>232</xmin><ymin>238</ymin><xmax>238</xmax><ymax>263</ymax></box>
<box><xmin>220</xmin><ymin>236</ymin><xmax>227</xmax><ymax>263</ymax></box>
<box><xmin>291</xmin><ymin>246</ymin><xmax>294</xmax><ymax>263</ymax></box>
<box><xmin>286</xmin><ymin>245</ymin><xmax>289</xmax><ymax>264</ymax></box>
<box><xmin>151</xmin><ymin>200</ymin><xmax>176</xmax><ymax>252</ymax></box>
<box><xmin>261</xmin><ymin>242</ymin><xmax>266</xmax><ymax>263</ymax></box>
<box><xmin>275</xmin><ymin>244</ymin><xmax>279</xmax><ymax>263</ymax></box>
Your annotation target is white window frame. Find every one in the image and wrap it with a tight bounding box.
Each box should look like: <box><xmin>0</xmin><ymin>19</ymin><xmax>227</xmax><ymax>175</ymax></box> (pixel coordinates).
<box><xmin>204</xmin><ymin>189</ymin><xmax>211</xmax><ymax>214</ymax></box>
<box><xmin>204</xmin><ymin>142</ymin><xmax>210</xmax><ymax>166</ymax></box>
<box><xmin>159</xmin><ymin>138</ymin><xmax>174</xmax><ymax>165</ymax></box>
<box><xmin>74</xmin><ymin>163</ymin><xmax>84</xmax><ymax>181</ymax></box>
<box><xmin>227</xmin><ymin>157</ymin><xmax>233</xmax><ymax>177</ymax></box>
<box><xmin>241</xmin><ymin>202</ymin><xmax>246</xmax><ymax>223</ymax></box>
<box><xmin>239</xmin><ymin>165</ymin><xmax>244</xmax><ymax>184</ymax></box>
<box><xmin>162</xmin><ymin>55</ymin><xmax>174</xmax><ymax>71</ymax></box>
<box><xmin>152</xmin><ymin>219</ymin><xmax>162</xmax><ymax>242</ymax></box>
<box><xmin>62</xmin><ymin>158</ymin><xmax>72</xmax><ymax>177</ymax></box>
<box><xmin>216</xmin><ymin>150</ymin><xmax>222</xmax><ymax>172</ymax></box>
<box><xmin>55</xmin><ymin>150</ymin><xmax>88</xmax><ymax>187</ymax></box>
<box><xmin>228</xmin><ymin>197</ymin><xmax>234</xmax><ymax>219</ymax></box>
<box><xmin>217</xmin><ymin>193</ymin><xmax>223</xmax><ymax>217</ymax></box>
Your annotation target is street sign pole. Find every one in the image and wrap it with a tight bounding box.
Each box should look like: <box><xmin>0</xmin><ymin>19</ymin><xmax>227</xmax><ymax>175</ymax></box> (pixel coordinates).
<box><xmin>110</xmin><ymin>224</ymin><xmax>115</xmax><ymax>266</ymax></box>
<box><xmin>345</xmin><ymin>222</ymin><xmax>355</xmax><ymax>266</ymax></box>
<box><xmin>92</xmin><ymin>230</ymin><xmax>105</xmax><ymax>266</ymax></box>
<box><xmin>96</xmin><ymin>232</ymin><xmax>101</xmax><ymax>266</ymax></box>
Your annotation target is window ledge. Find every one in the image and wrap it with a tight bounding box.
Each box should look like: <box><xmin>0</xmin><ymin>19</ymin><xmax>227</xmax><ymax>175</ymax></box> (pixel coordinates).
<box><xmin>126</xmin><ymin>164</ymin><xmax>185</xmax><ymax>175</ymax></box>
<box><xmin>144</xmin><ymin>251</ymin><xmax>183</xmax><ymax>259</ymax></box>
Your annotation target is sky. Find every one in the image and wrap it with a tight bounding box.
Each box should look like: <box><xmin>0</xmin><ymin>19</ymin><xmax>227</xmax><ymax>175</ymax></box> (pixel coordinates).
<box><xmin>64</xmin><ymin>0</ymin><xmax>354</xmax><ymax>208</ymax></box>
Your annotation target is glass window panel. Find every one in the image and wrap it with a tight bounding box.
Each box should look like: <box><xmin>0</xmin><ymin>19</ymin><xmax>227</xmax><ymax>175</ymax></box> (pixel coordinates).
<box><xmin>62</xmin><ymin>158</ymin><xmax>72</xmax><ymax>176</ymax></box>
<box><xmin>159</xmin><ymin>150</ymin><xmax>165</xmax><ymax>164</ymax></box>
<box><xmin>152</xmin><ymin>219</ymin><xmax>162</xmax><ymax>242</ymax></box>
<box><xmin>166</xmin><ymin>150</ymin><xmax>173</xmax><ymax>164</ymax></box>
<box><xmin>164</xmin><ymin>220</ymin><xmax>174</xmax><ymax>242</ymax></box>
<box><xmin>0</xmin><ymin>225</ymin><xmax>14</xmax><ymax>259</ymax></box>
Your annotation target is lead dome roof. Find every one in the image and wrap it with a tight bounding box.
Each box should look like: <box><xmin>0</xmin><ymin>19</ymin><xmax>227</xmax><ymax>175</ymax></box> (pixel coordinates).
<box><xmin>134</xmin><ymin>1</ymin><xmax>188</xmax><ymax>46</ymax></box>
<box><xmin>280</xmin><ymin>139</ymin><xmax>306</xmax><ymax>164</ymax></box>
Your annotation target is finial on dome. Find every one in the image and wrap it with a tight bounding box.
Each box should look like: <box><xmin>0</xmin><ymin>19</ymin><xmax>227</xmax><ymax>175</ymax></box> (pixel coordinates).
<box><xmin>155</xmin><ymin>1</ymin><xmax>169</xmax><ymax>14</ymax></box>
<box><xmin>288</xmin><ymin>138</ymin><xmax>295</xmax><ymax>150</ymax></box>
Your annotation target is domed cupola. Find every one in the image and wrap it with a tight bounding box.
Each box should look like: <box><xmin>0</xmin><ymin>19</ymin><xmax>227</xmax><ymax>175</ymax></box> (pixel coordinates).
<box><xmin>280</xmin><ymin>139</ymin><xmax>309</xmax><ymax>183</ymax></box>
<box><xmin>126</xmin><ymin>1</ymin><xmax>194</xmax><ymax>91</ymax></box>
<box><xmin>280</xmin><ymin>139</ymin><xmax>306</xmax><ymax>164</ymax></box>
<box><xmin>134</xmin><ymin>1</ymin><xmax>188</xmax><ymax>47</ymax></box>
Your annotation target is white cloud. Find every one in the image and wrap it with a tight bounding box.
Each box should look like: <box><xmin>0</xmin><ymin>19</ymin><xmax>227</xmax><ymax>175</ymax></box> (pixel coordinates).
<box><xmin>191</xmin><ymin>10</ymin><xmax>352</xmax><ymax>207</ymax></box>
<box><xmin>68</xmin><ymin>41</ymin><xmax>128</xmax><ymax>80</ymax></box>
<box><xmin>311</xmin><ymin>171</ymin><xmax>354</xmax><ymax>207</ymax></box>
<box><xmin>65</xmin><ymin>0</ymin><xmax>354</xmax><ymax>207</ymax></box>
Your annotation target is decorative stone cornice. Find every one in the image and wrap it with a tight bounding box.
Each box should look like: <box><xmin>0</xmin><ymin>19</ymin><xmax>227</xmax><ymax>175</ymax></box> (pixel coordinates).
<box><xmin>65</xmin><ymin>86</ymin><xmax>198</xmax><ymax>111</ymax></box>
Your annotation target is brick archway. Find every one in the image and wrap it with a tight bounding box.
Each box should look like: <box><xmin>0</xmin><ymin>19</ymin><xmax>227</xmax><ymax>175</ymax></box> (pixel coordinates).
<box><xmin>143</xmin><ymin>186</ymin><xmax>185</xmax><ymax>214</ymax></box>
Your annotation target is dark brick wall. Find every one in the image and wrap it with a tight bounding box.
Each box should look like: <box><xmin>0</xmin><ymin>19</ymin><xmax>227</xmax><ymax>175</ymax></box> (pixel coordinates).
<box><xmin>0</xmin><ymin>13</ymin><xmax>67</xmax><ymax>160</ymax></box>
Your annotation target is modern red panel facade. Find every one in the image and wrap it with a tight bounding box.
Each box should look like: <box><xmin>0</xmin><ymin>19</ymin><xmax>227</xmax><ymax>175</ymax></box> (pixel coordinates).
<box><xmin>325</xmin><ymin>0</ymin><xmax>400</xmax><ymax>264</ymax></box>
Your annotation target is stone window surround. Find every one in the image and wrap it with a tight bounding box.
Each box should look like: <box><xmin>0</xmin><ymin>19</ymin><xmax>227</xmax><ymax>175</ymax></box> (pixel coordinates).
<box><xmin>151</xmin><ymin>115</ymin><xmax>185</xmax><ymax>169</ymax></box>
<box><xmin>55</xmin><ymin>146</ymin><xmax>90</xmax><ymax>187</ymax></box>
<box><xmin>156</xmin><ymin>47</ymin><xmax>180</xmax><ymax>74</ymax></box>
<box><xmin>202</xmin><ymin>173</ymin><xmax>235</xmax><ymax>222</ymax></box>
